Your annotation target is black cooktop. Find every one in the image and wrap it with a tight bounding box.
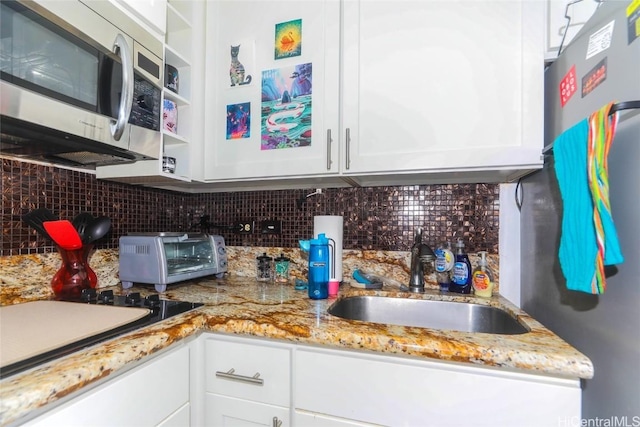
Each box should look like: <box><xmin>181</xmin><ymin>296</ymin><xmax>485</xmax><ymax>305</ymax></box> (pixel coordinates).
<box><xmin>0</xmin><ymin>289</ymin><xmax>203</xmax><ymax>379</ymax></box>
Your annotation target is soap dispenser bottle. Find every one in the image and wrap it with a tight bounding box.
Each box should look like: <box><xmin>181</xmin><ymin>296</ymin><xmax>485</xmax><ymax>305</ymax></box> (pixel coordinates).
<box><xmin>435</xmin><ymin>241</ymin><xmax>454</xmax><ymax>292</ymax></box>
<box><xmin>449</xmin><ymin>239</ymin><xmax>472</xmax><ymax>294</ymax></box>
<box><xmin>472</xmin><ymin>251</ymin><xmax>494</xmax><ymax>297</ymax></box>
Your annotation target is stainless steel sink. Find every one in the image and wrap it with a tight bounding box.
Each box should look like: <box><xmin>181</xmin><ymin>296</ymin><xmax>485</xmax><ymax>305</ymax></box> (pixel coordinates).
<box><xmin>327</xmin><ymin>296</ymin><xmax>529</xmax><ymax>335</ymax></box>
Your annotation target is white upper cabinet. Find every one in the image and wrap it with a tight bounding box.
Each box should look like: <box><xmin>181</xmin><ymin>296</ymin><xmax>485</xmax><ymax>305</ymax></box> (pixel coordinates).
<box><xmin>112</xmin><ymin>0</ymin><xmax>168</xmax><ymax>36</ymax></box>
<box><xmin>203</xmin><ymin>0</ymin><xmax>544</xmax><ymax>187</ymax></box>
<box><xmin>203</xmin><ymin>0</ymin><xmax>341</xmax><ymax>181</ymax></box>
<box><xmin>341</xmin><ymin>0</ymin><xmax>545</xmax><ymax>184</ymax></box>
<box><xmin>95</xmin><ymin>0</ymin><xmax>545</xmax><ymax>189</ymax></box>
<box><xmin>546</xmin><ymin>0</ymin><xmax>600</xmax><ymax>61</ymax></box>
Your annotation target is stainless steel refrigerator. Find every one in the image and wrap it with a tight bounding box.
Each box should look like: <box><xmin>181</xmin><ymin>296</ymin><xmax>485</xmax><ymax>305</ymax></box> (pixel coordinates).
<box><xmin>520</xmin><ymin>0</ymin><xmax>640</xmax><ymax>419</ymax></box>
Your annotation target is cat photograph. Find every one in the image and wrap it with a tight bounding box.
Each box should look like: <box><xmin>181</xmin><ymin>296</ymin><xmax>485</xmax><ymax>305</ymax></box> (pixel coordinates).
<box><xmin>229</xmin><ymin>44</ymin><xmax>252</xmax><ymax>87</ymax></box>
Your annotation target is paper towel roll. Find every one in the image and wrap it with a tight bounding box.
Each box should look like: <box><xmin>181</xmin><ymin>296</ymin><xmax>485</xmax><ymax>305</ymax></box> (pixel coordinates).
<box><xmin>314</xmin><ymin>215</ymin><xmax>343</xmax><ymax>282</ymax></box>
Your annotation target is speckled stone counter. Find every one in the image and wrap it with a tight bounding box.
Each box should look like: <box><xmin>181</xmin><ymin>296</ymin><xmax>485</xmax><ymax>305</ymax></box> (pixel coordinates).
<box><xmin>0</xmin><ymin>276</ymin><xmax>593</xmax><ymax>426</ymax></box>
<box><xmin>0</xmin><ymin>249</ymin><xmax>591</xmax><ymax>426</ymax></box>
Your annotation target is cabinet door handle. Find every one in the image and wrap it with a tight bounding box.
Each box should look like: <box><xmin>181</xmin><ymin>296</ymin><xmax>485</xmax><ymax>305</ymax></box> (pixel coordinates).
<box><xmin>272</xmin><ymin>417</ymin><xmax>282</xmax><ymax>427</ymax></box>
<box><xmin>215</xmin><ymin>368</ymin><xmax>264</xmax><ymax>386</ymax></box>
<box><xmin>326</xmin><ymin>129</ymin><xmax>333</xmax><ymax>170</ymax></box>
<box><xmin>345</xmin><ymin>128</ymin><xmax>351</xmax><ymax>170</ymax></box>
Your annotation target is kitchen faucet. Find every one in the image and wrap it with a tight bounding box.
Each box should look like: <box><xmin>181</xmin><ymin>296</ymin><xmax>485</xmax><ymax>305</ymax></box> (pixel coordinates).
<box><xmin>408</xmin><ymin>228</ymin><xmax>435</xmax><ymax>293</ymax></box>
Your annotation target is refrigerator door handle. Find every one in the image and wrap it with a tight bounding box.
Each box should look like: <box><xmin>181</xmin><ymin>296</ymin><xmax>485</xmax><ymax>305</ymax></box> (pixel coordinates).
<box><xmin>610</xmin><ymin>100</ymin><xmax>640</xmax><ymax>115</ymax></box>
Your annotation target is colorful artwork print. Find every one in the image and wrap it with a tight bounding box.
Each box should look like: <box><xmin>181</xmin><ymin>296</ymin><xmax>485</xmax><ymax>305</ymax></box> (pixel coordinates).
<box><xmin>163</xmin><ymin>99</ymin><xmax>177</xmax><ymax>133</ymax></box>
<box><xmin>226</xmin><ymin>102</ymin><xmax>251</xmax><ymax>139</ymax></box>
<box><xmin>229</xmin><ymin>45</ymin><xmax>252</xmax><ymax>87</ymax></box>
<box><xmin>261</xmin><ymin>63</ymin><xmax>312</xmax><ymax>150</ymax></box>
<box><xmin>274</xmin><ymin>19</ymin><xmax>302</xmax><ymax>59</ymax></box>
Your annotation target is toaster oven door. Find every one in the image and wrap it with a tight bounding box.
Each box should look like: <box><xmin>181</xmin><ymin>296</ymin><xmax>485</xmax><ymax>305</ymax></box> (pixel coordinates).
<box><xmin>162</xmin><ymin>238</ymin><xmax>216</xmax><ymax>276</ymax></box>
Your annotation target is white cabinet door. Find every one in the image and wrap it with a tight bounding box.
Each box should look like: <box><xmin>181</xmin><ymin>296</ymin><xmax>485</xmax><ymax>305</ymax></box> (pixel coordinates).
<box><xmin>295</xmin><ymin>347</ymin><xmax>581</xmax><ymax>426</ymax></box>
<box><xmin>204</xmin><ymin>337</ymin><xmax>291</xmax><ymax>407</ymax></box>
<box><xmin>341</xmin><ymin>0</ymin><xmax>544</xmax><ymax>179</ymax></box>
<box><xmin>25</xmin><ymin>345</ymin><xmax>190</xmax><ymax>427</ymax></box>
<box><xmin>294</xmin><ymin>410</ymin><xmax>378</xmax><ymax>426</ymax></box>
<box><xmin>157</xmin><ymin>402</ymin><xmax>190</xmax><ymax>427</ymax></box>
<box><xmin>204</xmin><ymin>0</ymin><xmax>341</xmax><ymax>181</ymax></box>
<box><xmin>205</xmin><ymin>394</ymin><xmax>290</xmax><ymax>427</ymax></box>
<box><xmin>114</xmin><ymin>0</ymin><xmax>167</xmax><ymax>36</ymax></box>
<box><xmin>203</xmin><ymin>335</ymin><xmax>292</xmax><ymax>427</ymax></box>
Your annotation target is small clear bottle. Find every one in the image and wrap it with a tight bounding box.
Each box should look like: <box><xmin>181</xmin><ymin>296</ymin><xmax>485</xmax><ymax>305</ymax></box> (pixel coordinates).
<box><xmin>434</xmin><ymin>241</ymin><xmax>454</xmax><ymax>292</ymax></box>
<box><xmin>472</xmin><ymin>251</ymin><xmax>494</xmax><ymax>297</ymax></box>
<box><xmin>274</xmin><ymin>253</ymin><xmax>290</xmax><ymax>283</ymax></box>
<box><xmin>256</xmin><ymin>253</ymin><xmax>273</xmax><ymax>282</ymax></box>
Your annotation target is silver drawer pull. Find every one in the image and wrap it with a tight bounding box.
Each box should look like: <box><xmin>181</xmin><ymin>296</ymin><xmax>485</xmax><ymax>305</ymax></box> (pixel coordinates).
<box><xmin>215</xmin><ymin>368</ymin><xmax>264</xmax><ymax>386</ymax></box>
<box><xmin>273</xmin><ymin>416</ymin><xmax>282</xmax><ymax>427</ymax></box>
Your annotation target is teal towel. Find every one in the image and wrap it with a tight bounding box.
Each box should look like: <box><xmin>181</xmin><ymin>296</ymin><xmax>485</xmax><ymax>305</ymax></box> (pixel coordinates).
<box><xmin>553</xmin><ymin>119</ymin><xmax>624</xmax><ymax>293</ymax></box>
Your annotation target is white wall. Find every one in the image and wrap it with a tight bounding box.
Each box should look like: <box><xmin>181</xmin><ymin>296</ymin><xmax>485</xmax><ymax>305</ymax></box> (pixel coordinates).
<box><xmin>499</xmin><ymin>183</ymin><xmax>521</xmax><ymax>307</ymax></box>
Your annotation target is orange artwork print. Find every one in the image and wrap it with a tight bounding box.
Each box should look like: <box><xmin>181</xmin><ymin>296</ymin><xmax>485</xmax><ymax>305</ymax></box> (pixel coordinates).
<box><xmin>275</xmin><ymin>19</ymin><xmax>302</xmax><ymax>60</ymax></box>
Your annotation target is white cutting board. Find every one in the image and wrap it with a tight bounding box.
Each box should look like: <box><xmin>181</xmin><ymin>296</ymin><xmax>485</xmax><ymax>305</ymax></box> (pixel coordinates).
<box><xmin>0</xmin><ymin>301</ymin><xmax>150</xmax><ymax>368</ymax></box>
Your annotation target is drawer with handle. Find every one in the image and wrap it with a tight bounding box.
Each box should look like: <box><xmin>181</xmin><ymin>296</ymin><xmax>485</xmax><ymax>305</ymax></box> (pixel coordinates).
<box><xmin>205</xmin><ymin>336</ymin><xmax>291</xmax><ymax>407</ymax></box>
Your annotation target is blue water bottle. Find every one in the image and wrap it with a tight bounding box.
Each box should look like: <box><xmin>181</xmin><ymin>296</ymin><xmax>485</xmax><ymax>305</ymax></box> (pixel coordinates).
<box><xmin>306</xmin><ymin>234</ymin><xmax>330</xmax><ymax>299</ymax></box>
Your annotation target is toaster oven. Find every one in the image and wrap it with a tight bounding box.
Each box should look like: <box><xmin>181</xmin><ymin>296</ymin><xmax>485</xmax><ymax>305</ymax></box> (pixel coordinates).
<box><xmin>119</xmin><ymin>233</ymin><xmax>227</xmax><ymax>292</ymax></box>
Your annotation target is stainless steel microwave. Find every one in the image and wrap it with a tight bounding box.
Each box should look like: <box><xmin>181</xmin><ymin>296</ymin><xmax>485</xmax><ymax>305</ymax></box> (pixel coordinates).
<box><xmin>0</xmin><ymin>0</ymin><xmax>163</xmax><ymax>168</ymax></box>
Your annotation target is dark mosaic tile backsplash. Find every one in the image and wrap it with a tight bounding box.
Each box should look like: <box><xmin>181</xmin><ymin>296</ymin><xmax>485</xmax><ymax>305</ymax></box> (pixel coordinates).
<box><xmin>1</xmin><ymin>158</ymin><xmax>500</xmax><ymax>256</ymax></box>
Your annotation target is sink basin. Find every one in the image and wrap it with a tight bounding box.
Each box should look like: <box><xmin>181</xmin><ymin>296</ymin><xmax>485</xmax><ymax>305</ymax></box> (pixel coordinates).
<box><xmin>327</xmin><ymin>296</ymin><xmax>529</xmax><ymax>335</ymax></box>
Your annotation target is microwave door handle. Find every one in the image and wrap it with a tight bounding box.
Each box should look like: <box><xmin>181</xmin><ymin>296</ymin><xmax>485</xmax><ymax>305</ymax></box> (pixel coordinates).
<box><xmin>110</xmin><ymin>34</ymin><xmax>133</xmax><ymax>141</ymax></box>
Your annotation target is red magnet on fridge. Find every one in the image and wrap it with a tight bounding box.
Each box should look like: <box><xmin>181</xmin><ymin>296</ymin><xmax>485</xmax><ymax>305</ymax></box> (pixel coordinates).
<box><xmin>559</xmin><ymin>65</ymin><xmax>578</xmax><ymax>107</ymax></box>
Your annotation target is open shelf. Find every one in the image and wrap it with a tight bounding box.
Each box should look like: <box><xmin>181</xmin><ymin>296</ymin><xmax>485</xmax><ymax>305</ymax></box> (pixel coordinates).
<box><xmin>163</xmin><ymin>130</ymin><xmax>189</xmax><ymax>145</ymax></box>
<box><xmin>97</xmin><ymin>0</ymin><xmax>196</xmax><ymax>186</ymax></box>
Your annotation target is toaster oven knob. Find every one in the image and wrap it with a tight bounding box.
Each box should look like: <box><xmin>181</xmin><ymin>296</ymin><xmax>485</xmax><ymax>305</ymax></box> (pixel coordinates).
<box><xmin>125</xmin><ymin>292</ymin><xmax>141</xmax><ymax>305</ymax></box>
<box><xmin>99</xmin><ymin>290</ymin><xmax>115</xmax><ymax>304</ymax></box>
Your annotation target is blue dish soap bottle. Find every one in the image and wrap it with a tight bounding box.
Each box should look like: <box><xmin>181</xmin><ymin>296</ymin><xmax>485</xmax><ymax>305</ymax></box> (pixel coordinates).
<box><xmin>449</xmin><ymin>239</ymin><xmax>472</xmax><ymax>294</ymax></box>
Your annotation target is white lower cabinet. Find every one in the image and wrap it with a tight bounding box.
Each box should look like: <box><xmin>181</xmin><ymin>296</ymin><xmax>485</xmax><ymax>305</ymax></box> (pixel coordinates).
<box><xmin>294</xmin><ymin>410</ymin><xmax>379</xmax><ymax>426</ymax></box>
<box><xmin>203</xmin><ymin>335</ymin><xmax>292</xmax><ymax>426</ymax></box>
<box><xmin>25</xmin><ymin>344</ymin><xmax>191</xmax><ymax>427</ymax></box>
<box><xmin>197</xmin><ymin>334</ymin><xmax>581</xmax><ymax>427</ymax></box>
<box><xmin>158</xmin><ymin>402</ymin><xmax>191</xmax><ymax>427</ymax></box>
<box><xmin>205</xmin><ymin>394</ymin><xmax>290</xmax><ymax>427</ymax></box>
<box><xmin>294</xmin><ymin>347</ymin><xmax>581</xmax><ymax>427</ymax></box>
<box><xmin>23</xmin><ymin>333</ymin><xmax>580</xmax><ymax>427</ymax></box>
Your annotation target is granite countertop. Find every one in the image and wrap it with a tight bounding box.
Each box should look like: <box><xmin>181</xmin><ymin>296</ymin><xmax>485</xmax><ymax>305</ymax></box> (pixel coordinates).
<box><xmin>0</xmin><ymin>277</ymin><xmax>593</xmax><ymax>426</ymax></box>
